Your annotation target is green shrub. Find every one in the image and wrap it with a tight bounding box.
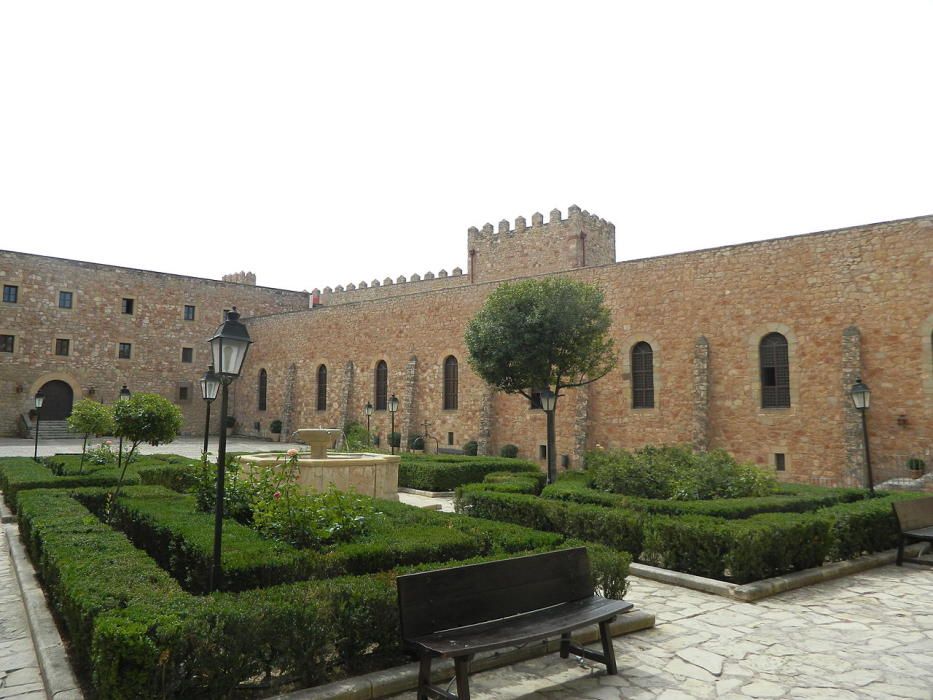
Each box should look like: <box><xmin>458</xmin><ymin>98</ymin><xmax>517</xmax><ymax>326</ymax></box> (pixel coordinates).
<box><xmin>270</xmin><ymin>419</ymin><xmax>283</xmax><ymax>434</ymax></box>
<box><xmin>463</xmin><ymin>440</ymin><xmax>478</xmax><ymax>456</ymax></box>
<box><xmin>500</xmin><ymin>443</ymin><xmax>519</xmax><ymax>458</ymax></box>
<box><xmin>0</xmin><ymin>457</ymin><xmax>141</xmax><ymax>512</ymax></box>
<box><xmin>408</xmin><ymin>434</ymin><xmax>425</xmax><ymax>450</ymax></box>
<box><xmin>343</xmin><ymin>421</ymin><xmax>371</xmax><ymax>450</ymax></box>
<box><xmin>482</xmin><ymin>470</ymin><xmax>547</xmax><ymax>495</ymax></box>
<box><xmin>389</xmin><ymin>432</ymin><xmax>401</xmax><ymax>448</ymax></box>
<box><xmin>818</xmin><ymin>493</ymin><xmax>919</xmax><ymax>560</ymax></box>
<box><xmin>400</xmin><ymin>458</ymin><xmax>539</xmax><ymax>491</ymax></box>
<box><xmin>587</xmin><ymin>445</ymin><xmax>776</xmax><ymax>500</ymax></box>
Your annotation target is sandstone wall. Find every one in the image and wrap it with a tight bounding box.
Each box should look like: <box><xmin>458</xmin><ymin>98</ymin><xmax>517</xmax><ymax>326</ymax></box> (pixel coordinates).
<box><xmin>0</xmin><ymin>251</ymin><xmax>310</xmax><ymax>436</ymax></box>
<box><xmin>238</xmin><ymin>216</ymin><xmax>932</xmax><ymax>485</ymax></box>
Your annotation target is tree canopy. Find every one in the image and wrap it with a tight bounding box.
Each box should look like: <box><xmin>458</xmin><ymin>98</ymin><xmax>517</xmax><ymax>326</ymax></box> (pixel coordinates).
<box><xmin>113</xmin><ymin>393</ymin><xmax>183</xmax><ymax>449</ymax></box>
<box><xmin>465</xmin><ymin>277</ymin><xmax>617</xmax><ymax>398</ymax></box>
<box><xmin>67</xmin><ymin>399</ymin><xmax>115</xmax><ymax>437</ymax></box>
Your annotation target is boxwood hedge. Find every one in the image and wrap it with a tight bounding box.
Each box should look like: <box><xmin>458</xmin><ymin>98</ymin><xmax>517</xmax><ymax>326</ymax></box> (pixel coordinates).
<box><xmin>16</xmin><ymin>488</ymin><xmax>630</xmax><ymax>698</ymax></box>
<box><xmin>398</xmin><ymin>454</ymin><xmax>539</xmax><ymax>491</ymax></box>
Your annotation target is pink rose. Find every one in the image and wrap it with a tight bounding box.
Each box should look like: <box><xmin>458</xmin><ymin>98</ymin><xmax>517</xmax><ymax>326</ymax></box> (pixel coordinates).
<box><xmin>105</xmin><ymin>440</ymin><xmax>113</xmax><ymax>445</ymax></box>
<box><xmin>273</xmin><ymin>491</ymin><xmax>281</xmax><ymax>500</ymax></box>
<box><xmin>286</xmin><ymin>448</ymin><xmax>298</xmax><ymax>457</ymax></box>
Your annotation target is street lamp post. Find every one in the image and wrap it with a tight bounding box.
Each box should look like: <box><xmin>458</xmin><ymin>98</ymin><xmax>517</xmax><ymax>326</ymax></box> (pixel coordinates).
<box><xmin>33</xmin><ymin>391</ymin><xmax>45</xmax><ymax>462</ymax></box>
<box><xmin>116</xmin><ymin>385</ymin><xmax>131</xmax><ymax>473</ymax></box>
<box><xmin>539</xmin><ymin>388</ymin><xmax>558</xmax><ymax>484</ymax></box>
<box><xmin>199</xmin><ymin>365</ymin><xmax>220</xmax><ymax>455</ymax></box>
<box><xmin>850</xmin><ymin>378</ymin><xmax>874</xmax><ymax>495</ymax></box>
<box><xmin>207</xmin><ymin>307</ymin><xmax>253</xmax><ymax>592</ymax></box>
<box><xmin>364</xmin><ymin>401</ymin><xmax>374</xmax><ymax>447</ymax></box>
<box><xmin>388</xmin><ymin>394</ymin><xmax>399</xmax><ymax>455</ymax></box>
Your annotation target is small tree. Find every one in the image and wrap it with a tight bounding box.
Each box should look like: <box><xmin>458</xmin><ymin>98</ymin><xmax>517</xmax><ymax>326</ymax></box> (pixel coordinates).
<box><xmin>466</xmin><ymin>277</ymin><xmax>616</xmax><ymax>482</ymax></box>
<box><xmin>67</xmin><ymin>399</ymin><xmax>115</xmax><ymax>473</ymax></box>
<box><xmin>111</xmin><ymin>393</ymin><xmax>183</xmax><ymax>500</ymax></box>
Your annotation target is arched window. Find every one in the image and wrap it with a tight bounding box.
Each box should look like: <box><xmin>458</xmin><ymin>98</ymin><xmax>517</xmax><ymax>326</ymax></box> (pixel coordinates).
<box><xmin>258</xmin><ymin>369</ymin><xmax>267</xmax><ymax>411</ymax></box>
<box><xmin>631</xmin><ymin>342</ymin><xmax>654</xmax><ymax>408</ymax></box>
<box><xmin>760</xmin><ymin>333</ymin><xmax>790</xmax><ymax>408</ymax></box>
<box><xmin>375</xmin><ymin>360</ymin><xmax>388</xmax><ymax>410</ymax></box>
<box><xmin>316</xmin><ymin>364</ymin><xmax>327</xmax><ymax>411</ymax></box>
<box><xmin>443</xmin><ymin>356</ymin><xmax>458</xmax><ymax>410</ymax></box>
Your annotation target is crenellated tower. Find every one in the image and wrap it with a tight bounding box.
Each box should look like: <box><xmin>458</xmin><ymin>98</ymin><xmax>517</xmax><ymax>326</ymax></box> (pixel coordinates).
<box><xmin>466</xmin><ymin>204</ymin><xmax>615</xmax><ymax>284</ymax></box>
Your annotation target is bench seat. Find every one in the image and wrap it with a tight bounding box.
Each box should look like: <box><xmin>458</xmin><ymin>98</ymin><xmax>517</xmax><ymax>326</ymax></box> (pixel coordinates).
<box><xmin>411</xmin><ymin>596</ymin><xmax>634</xmax><ymax>657</ymax></box>
<box><xmin>893</xmin><ymin>497</ymin><xmax>933</xmax><ymax>566</ymax></box>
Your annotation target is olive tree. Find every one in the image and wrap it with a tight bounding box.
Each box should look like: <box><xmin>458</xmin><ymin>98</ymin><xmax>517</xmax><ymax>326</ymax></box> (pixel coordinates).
<box><xmin>465</xmin><ymin>277</ymin><xmax>616</xmax><ymax>483</ymax></box>
<box><xmin>67</xmin><ymin>399</ymin><xmax>115</xmax><ymax>473</ymax></box>
<box><xmin>111</xmin><ymin>393</ymin><xmax>183</xmax><ymax>499</ymax></box>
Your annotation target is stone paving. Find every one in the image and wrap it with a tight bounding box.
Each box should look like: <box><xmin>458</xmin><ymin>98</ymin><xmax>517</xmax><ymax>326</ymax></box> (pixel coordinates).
<box><xmin>0</xmin><ymin>525</ymin><xmax>45</xmax><ymax>700</ymax></box>
<box><xmin>395</xmin><ymin>562</ymin><xmax>933</xmax><ymax>700</ymax></box>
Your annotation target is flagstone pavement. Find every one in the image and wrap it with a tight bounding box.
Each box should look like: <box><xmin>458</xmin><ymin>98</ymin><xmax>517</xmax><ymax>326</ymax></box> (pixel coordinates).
<box><xmin>388</xmin><ymin>561</ymin><xmax>933</xmax><ymax>700</ymax></box>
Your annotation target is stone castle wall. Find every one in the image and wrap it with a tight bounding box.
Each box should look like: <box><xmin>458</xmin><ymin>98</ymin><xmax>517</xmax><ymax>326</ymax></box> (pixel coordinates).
<box><xmin>0</xmin><ymin>251</ymin><xmax>310</xmax><ymax>435</ymax></box>
<box><xmin>237</xmin><ymin>215</ymin><xmax>932</xmax><ymax>485</ymax></box>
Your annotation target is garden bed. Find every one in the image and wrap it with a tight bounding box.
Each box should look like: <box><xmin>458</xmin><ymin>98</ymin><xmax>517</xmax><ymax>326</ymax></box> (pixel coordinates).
<box><xmin>398</xmin><ymin>453</ymin><xmax>540</xmax><ymax>491</ymax></box>
<box><xmin>457</xmin><ymin>471</ymin><xmax>926</xmax><ymax>584</ymax></box>
<box><xmin>4</xmin><ymin>454</ymin><xmax>630</xmax><ymax>698</ymax></box>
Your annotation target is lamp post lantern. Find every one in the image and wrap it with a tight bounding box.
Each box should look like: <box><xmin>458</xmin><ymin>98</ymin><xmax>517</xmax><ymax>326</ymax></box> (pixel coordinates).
<box><xmin>115</xmin><ymin>385</ymin><xmax>131</xmax><ymax>474</ymax></box>
<box><xmin>33</xmin><ymin>391</ymin><xmax>45</xmax><ymax>462</ymax></box>
<box><xmin>199</xmin><ymin>365</ymin><xmax>220</xmax><ymax>455</ymax></box>
<box><xmin>387</xmin><ymin>394</ymin><xmax>399</xmax><ymax>455</ymax></box>
<box><xmin>207</xmin><ymin>307</ymin><xmax>253</xmax><ymax>592</ymax></box>
<box><xmin>364</xmin><ymin>401</ymin><xmax>374</xmax><ymax>447</ymax></box>
<box><xmin>850</xmin><ymin>378</ymin><xmax>874</xmax><ymax>495</ymax></box>
<box><xmin>539</xmin><ymin>387</ymin><xmax>558</xmax><ymax>484</ymax></box>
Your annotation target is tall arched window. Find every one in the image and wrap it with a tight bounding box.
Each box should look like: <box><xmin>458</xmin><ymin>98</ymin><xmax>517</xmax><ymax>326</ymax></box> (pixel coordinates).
<box><xmin>258</xmin><ymin>369</ymin><xmax>267</xmax><ymax>411</ymax></box>
<box><xmin>631</xmin><ymin>342</ymin><xmax>654</xmax><ymax>408</ymax></box>
<box><xmin>760</xmin><ymin>333</ymin><xmax>790</xmax><ymax>408</ymax></box>
<box><xmin>375</xmin><ymin>360</ymin><xmax>388</xmax><ymax>410</ymax></box>
<box><xmin>316</xmin><ymin>364</ymin><xmax>327</xmax><ymax>411</ymax></box>
<box><xmin>443</xmin><ymin>356</ymin><xmax>459</xmax><ymax>410</ymax></box>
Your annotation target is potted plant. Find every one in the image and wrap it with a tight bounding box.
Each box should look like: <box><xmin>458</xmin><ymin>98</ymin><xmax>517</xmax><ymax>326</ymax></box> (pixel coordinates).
<box><xmin>408</xmin><ymin>434</ymin><xmax>425</xmax><ymax>453</ymax></box>
<box><xmin>907</xmin><ymin>457</ymin><xmax>926</xmax><ymax>478</ymax></box>
<box><xmin>270</xmin><ymin>419</ymin><xmax>283</xmax><ymax>442</ymax></box>
<box><xmin>225</xmin><ymin>415</ymin><xmax>236</xmax><ymax>436</ymax></box>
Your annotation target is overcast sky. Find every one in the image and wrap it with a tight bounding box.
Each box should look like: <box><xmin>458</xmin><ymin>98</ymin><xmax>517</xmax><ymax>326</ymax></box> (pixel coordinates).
<box><xmin>2</xmin><ymin>1</ymin><xmax>931</xmax><ymax>293</ymax></box>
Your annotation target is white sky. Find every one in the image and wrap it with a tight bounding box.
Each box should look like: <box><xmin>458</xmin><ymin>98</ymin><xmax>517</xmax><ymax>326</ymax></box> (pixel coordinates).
<box><xmin>2</xmin><ymin>1</ymin><xmax>931</xmax><ymax>293</ymax></box>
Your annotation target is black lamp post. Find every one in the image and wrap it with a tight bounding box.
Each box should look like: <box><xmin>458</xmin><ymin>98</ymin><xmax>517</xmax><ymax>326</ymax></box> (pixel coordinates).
<box><xmin>388</xmin><ymin>394</ymin><xmax>399</xmax><ymax>455</ymax></box>
<box><xmin>116</xmin><ymin>385</ymin><xmax>131</xmax><ymax>473</ymax></box>
<box><xmin>364</xmin><ymin>401</ymin><xmax>374</xmax><ymax>447</ymax></box>
<box><xmin>33</xmin><ymin>391</ymin><xmax>45</xmax><ymax>462</ymax></box>
<box><xmin>850</xmin><ymin>378</ymin><xmax>874</xmax><ymax>495</ymax></box>
<box><xmin>207</xmin><ymin>307</ymin><xmax>253</xmax><ymax>592</ymax></box>
<box><xmin>199</xmin><ymin>365</ymin><xmax>220</xmax><ymax>455</ymax></box>
<box><xmin>540</xmin><ymin>387</ymin><xmax>558</xmax><ymax>484</ymax></box>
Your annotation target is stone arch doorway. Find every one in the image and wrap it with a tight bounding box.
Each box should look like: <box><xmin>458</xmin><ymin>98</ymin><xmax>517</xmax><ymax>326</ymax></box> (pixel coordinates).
<box><xmin>38</xmin><ymin>380</ymin><xmax>74</xmax><ymax>420</ymax></box>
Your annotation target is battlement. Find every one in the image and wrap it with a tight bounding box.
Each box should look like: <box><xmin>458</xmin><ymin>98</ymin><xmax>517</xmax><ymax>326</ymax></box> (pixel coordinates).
<box><xmin>467</xmin><ymin>204</ymin><xmax>616</xmax><ymax>283</ymax></box>
<box><xmin>313</xmin><ymin>266</ymin><xmax>468</xmax><ymax>306</ymax></box>
<box><xmin>222</xmin><ymin>270</ymin><xmax>257</xmax><ymax>286</ymax></box>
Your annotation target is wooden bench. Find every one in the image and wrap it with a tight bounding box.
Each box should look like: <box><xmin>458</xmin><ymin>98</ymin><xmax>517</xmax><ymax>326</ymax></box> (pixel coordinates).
<box><xmin>892</xmin><ymin>496</ymin><xmax>933</xmax><ymax>566</ymax></box>
<box><xmin>396</xmin><ymin>547</ymin><xmax>634</xmax><ymax>700</ymax></box>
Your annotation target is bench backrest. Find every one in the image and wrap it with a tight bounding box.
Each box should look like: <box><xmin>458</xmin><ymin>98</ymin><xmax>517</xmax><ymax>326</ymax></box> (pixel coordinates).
<box><xmin>397</xmin><ymin>547</ymin><xmax>593</xmax><ymax>640</ymax></box>
<box><xmin>892</xmin><ymin>496</ymin><xmax>933</xmax><ymax>532</ymax></box>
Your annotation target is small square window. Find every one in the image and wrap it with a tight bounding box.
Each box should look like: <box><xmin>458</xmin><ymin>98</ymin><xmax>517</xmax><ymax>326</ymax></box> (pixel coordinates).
<box><xmin>184</xmin><ymin>305</ymin><xmax>196</xmax><ymax>321</ymax></box>
<box><xmin>178</xmin><ymin>386</ymin><xmax>189</xmax><ymax>401</ymax></box>
<box><xmin>2</xmin><ymin>285</ymin><xmax>17</xmax><ymax>303</ymax></box>
<box><xmin>539</xmin><ymin>444</ymin><xmax>547</xmax><ymax>460</ymax></box>
<box><xmin>121</xmin><ymin>298</ymin><xmax>134</xmax><ymax>314</ymax></box>
<box><xmin>0</xmin><ymin>335</ymin><xmax>13</xmax><ymax>353</ymax></box>
<box><xmin>55</xmin><ymin>339</ymin><xmax>70</xmax><ymax>356</ymax></box>
<box><xmin>59</xmin><ymin>291</ymin><xmax>73</xmax><ymax>309</ymax></box>
<box><xmin>118</xmin><ymin>342</ymin><xmax>132</xmax><ymax>359</ymax></box>
<box><xmin>775</xmin><ymin>453</ymin><xmax>786</xmax><ymax>472</ymax></box>
<box><xmin>181</xmin><ymin>347</ymin><xmax>193</xmax><ymax>363</ymax></box>
<box><xmin>447</xmin><ymin>431</ymin><xmax>454</xmax><ymax>446</ymax></box>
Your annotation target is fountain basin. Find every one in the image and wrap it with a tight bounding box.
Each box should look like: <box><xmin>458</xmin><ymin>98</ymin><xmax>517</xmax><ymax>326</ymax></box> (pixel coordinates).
<box><xmin>239</xmin><ymin>451</ymin><xmax>400</xmax><ymax>501</ymax></box>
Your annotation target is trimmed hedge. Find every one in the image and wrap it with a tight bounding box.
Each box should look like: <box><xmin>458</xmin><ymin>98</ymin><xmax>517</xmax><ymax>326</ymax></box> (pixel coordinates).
<box><xmin>399</xmin><ymin>456</ymin><xmax>539</xmax><ymax>491</ymax></box>
<box><xmin>17</xmin><ymin>488</ymin><xmax>630</xmax><ymax>698</ymax></box>
<box><xmin>0</xmin><ymin>454</ymin><xmax>198</xmax><ymax>512</ymax></box>
<box><xmin>458</xmin><ymin>483</ymin><xmax>926</xmax><ymax>583</ymax></box>
<box><xmin>543</xmin><ymin>472</ymin><xmax>866</xmax><ymax>519</ymax></box>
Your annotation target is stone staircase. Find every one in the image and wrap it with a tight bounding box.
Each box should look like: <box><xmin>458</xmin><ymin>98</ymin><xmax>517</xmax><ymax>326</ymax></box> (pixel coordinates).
<box><xmin>25</xmin><ymin>420</ymin><xmax>80</xmax><ymax>440</ymax></box>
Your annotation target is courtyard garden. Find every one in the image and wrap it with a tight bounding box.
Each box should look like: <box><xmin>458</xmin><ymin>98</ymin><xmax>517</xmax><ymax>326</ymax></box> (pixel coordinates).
<box><xmin>0</xmin><ymin>449</ymin><xmax>629</xmax><ymax>698</ymax></box>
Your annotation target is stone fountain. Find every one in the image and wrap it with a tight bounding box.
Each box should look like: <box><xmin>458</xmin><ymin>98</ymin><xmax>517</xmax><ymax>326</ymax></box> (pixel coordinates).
<box><xmin>238</xmin><ymin>428</ymin><xmax>400</xmax><ymax>501</ymax></box>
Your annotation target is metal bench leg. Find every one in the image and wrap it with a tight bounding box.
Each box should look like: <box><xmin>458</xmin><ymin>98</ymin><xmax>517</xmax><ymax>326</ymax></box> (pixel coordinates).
<box><xmin>896</xmin><ymin>535</ymin><xmax>904</xmax><ymax>566</ymax></box>
<box><xmin>418</xmin><ymin>655</ymin><xmax>431</xmax><ymax>700</ymax></box>
<box><xmin>599</xmin><ymin>620</ymin><xmax>618</xmax><ymax>675</ymax></box>
<box><xmin>454</xmin><ymin>655</ymin><xmax>472</xmax><ymax>700</ymax></box>
<box><xmin>560</xmin><ymin>631</ymin><xmax>572</xmax><ymax>659</ymax></box>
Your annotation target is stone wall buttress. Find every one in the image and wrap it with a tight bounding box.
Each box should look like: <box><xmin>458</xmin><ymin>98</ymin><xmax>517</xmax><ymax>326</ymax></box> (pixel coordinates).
<box><xmin>401</xmin><ymin>356</ymin><xmax>418</xmax><ymax>448</ymax></box>
<box><xmin>282</xmin><ymin>363</ymin><xmax>297</xmax><ymax>437</ymax></box>
<box><xmin>692</xmin><ymin>336</ymin><xmax>710</xmax><ymax>452</ymax></box>
<box><xmin>842</xmin><ymin>326</ymin><xmax>864</xmax><ymax>486</ymax></box>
